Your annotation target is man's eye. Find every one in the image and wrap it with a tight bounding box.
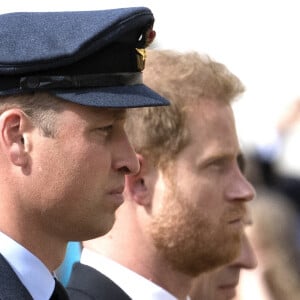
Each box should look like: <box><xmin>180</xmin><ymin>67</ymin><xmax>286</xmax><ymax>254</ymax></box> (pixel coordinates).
<box><xmin>205</xmin><ymin>158</ymin><xmax>229</xmax><ymax>172</ymax></box>
<box><xmin>97</xmin><ymin>125</ymin><xmax>113</xmax><ymax>135</ymax></box>
<box><xmin>210</xmin><ymin>160</ymin><xmax>224</xmax><ymax>169</ymax></box>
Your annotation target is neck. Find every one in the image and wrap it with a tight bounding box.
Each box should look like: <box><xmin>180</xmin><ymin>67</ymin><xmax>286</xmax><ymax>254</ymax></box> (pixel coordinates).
<box><xmin>85</xmin><ymin>224</ymin><xmax>192</xmax><ymax>299</ymax></box>
<box><xmin>0</xmin><ymin>221</ymin><xmax>67</xmax><ymax>271</ymax></box>
<box><xmin>0</xmin><ymin>191</ymin><xmax>68</xmax><ymax>271</ymax></box>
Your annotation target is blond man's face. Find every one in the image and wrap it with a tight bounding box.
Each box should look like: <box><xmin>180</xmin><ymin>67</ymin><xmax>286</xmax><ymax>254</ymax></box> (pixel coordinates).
<box><xmin>149</xmin><ymin>100</ymin><xmax>255</xmax><ymax>276</ymax></box>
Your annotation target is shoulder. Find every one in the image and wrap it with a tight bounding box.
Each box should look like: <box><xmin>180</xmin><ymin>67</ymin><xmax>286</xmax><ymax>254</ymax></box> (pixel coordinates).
<box><xmin>66</xmin><ymin>262</ymin><xmax>131</xmax><ymax>300</ymax></box>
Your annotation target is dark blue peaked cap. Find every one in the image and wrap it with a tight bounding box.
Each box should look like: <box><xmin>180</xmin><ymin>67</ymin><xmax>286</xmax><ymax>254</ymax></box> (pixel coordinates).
<box><xmin>0</xmin><ymin>7</ymin><xmax>169</xmax><ymax>108</ymax></box>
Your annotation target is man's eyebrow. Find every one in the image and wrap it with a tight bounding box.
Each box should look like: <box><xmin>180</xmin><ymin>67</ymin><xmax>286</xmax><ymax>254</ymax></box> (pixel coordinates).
<box><xmin>111</xmin><ymin>109</ymin><xmax>127</xmax><ymax>121</ymax></box>
<box><xmin>237</xmin><ymin>152</ymin><xmax>246</xmax><ymax>174</ymax></box>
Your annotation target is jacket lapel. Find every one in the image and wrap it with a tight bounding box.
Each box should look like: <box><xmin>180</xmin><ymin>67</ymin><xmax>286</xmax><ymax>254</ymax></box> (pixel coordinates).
<box><xmin>67</xmin><ymin>262</ymin><xmax>132</xmax><ymax>300</ymax></box>
<box><xmin>0</xmin><ymin>253</ymin><xmax>33</xmax><ymax>300</ymax></box>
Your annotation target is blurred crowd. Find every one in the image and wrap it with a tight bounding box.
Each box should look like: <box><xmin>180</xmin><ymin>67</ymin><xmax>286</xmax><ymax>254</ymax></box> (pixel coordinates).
<box><xmin>234</xmin><ymin>98</ymin><xmax>300</xmax><ymax>300</ymax></box>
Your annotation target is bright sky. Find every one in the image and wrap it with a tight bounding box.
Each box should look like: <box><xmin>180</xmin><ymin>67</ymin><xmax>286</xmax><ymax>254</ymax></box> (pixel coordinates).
<box><xmin>1</xmin><ymin>0</ymin><xmax>300</xmax><ymax>151</ymax></box>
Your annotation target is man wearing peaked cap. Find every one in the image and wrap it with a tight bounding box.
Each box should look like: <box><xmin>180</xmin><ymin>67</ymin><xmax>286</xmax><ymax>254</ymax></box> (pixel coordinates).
<box><xmin>0</xmin><ymin>7</ymin><xmax>168</xmax><ymax>300</ymax></box>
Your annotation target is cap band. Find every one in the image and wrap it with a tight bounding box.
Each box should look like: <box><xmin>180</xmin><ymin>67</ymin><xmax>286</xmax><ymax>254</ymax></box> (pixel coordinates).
<box><xmin>20</xmin><ymin>73</ymin><xmax>143</xmax><ymax>90</ymax></box>
<box><xmin>0</xmin><ymin>72</ymin><xmax>142</xmax><ymax>95</ymax></box>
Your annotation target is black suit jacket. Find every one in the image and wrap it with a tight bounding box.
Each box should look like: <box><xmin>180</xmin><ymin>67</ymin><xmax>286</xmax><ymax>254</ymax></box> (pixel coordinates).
<box><xmin>0</xmin><ymin>253</ymin><xmax>33</xmax><ymax>300</ymax></box>
<box><xmin>66</xmin><ymin>262</ymin><xmax>131</xmax><ymax>300</ymax></box>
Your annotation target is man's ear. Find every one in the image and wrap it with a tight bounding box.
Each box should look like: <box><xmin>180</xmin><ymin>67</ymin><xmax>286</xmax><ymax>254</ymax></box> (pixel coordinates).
<box><xmin>125</xmin><ymin>153</ymin><xmax>156</xmax><ymax>206</ymax></box>
<box><xmin>0</xmin><ymin>109</ymin><xmax>31</xmax><ymax>167</ymax></box>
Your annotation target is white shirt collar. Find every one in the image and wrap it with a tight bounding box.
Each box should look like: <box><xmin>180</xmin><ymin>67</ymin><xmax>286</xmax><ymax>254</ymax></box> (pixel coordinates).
<box><xmin>0</xmin><ymin>231</ymin><xmax>55</xmax><ymax>300</ymax></box>
<box><xmin>81</xmin><ymin>247</ymin><xmax>178</xmax><ymax>300</ymax></box>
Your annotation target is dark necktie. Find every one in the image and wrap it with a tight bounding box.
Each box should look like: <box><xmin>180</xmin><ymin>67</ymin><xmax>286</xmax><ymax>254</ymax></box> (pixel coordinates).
<box><xmin>49</xmin><ymin>278</ymin><xmax>69</xmax><ymax>300</ymax></box>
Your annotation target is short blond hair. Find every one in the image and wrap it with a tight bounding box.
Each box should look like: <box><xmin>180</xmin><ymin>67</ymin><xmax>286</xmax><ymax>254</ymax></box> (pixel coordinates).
<box><xmin>125</xmin><ymin>49</ymin><xmax>245</xmax><ymax>168</ymax></box>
